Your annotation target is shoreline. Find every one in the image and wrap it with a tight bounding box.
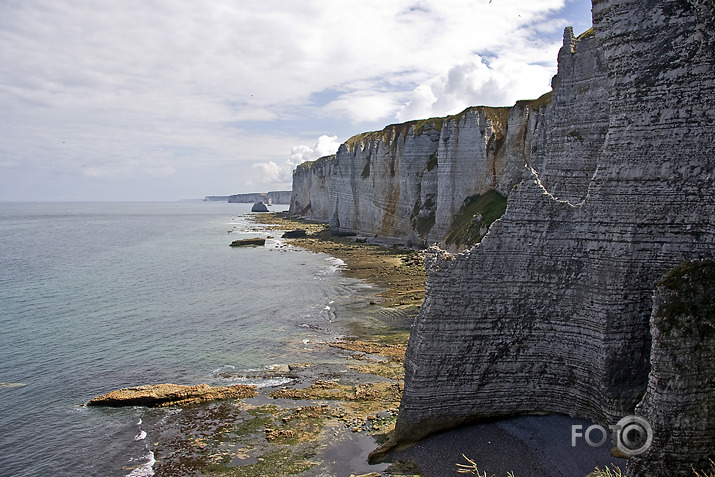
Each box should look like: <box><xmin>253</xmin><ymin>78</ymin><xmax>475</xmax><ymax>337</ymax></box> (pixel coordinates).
<box><xmin>103</xmin><ymin>210</ymin><xmax>628</xmax><ymax>477</ymax></box>
<box><xmin>230</xmin><ymin>212</ymin><xmax>628</xmax><ymax>477</ymax></box>
<box><xmin>256</xmin><ymin>212</ymin><xmax>427</xmax><ymax>318</ymax></box>
<box><xmin>144</xmin><ymin>211</ymin><xmax>426</xmax><ymax>476</ymax></box>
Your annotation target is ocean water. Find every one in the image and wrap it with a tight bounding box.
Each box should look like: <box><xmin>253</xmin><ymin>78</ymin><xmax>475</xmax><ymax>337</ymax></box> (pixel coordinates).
<box><xmin>0</xmin><ymin>202</ymin><xmax>381</xmax><ymax>476</ymax></box>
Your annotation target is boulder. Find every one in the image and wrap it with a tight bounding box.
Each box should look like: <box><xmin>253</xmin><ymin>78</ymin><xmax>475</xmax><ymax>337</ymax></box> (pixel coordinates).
<box><xmin>230</xmin><ymin>238</ymin><xmax>266</xmax><ymax>247</ymax></box>
<box><xmin>282</xmin><ymin>229</ymin><xmax>307</xmax><ymax>238</ymax></box>
<box><xmin>251</xmin><ymin>202</ymin><xmax>269</xmax><ymax>212</ymax></box>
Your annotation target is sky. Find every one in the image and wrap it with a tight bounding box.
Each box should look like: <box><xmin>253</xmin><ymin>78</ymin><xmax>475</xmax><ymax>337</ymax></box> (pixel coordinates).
<box><xmin>0</xmin><ymin>0</ymin><xmax>593</xmax><ymax>201</ymax></box>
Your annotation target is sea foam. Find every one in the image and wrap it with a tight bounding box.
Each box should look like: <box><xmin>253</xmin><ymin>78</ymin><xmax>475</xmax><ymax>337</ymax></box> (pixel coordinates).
<box><xmin>126</xmin><ymin>450</ymin><xmax>155</xmax><ymax>477</ymax></box>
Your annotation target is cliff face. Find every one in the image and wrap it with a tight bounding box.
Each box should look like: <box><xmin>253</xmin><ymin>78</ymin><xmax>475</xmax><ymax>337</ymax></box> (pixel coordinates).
<box><xmin>290</xmin><ymin>106</ymin><xmax>531</xmax><ymax>248</ymax></box>
<box><xmin>227</xmin><ymin>191</ymin><xmax>291</xmax><ymax>204</ymax></box>
<box><xmin>289</xmin><ymin>27</ymin><xmax>610</xmax><ymax>250</ymax></box>
<box><xmin>392</xmin><ymin>0</ymin><xmax>715</xmax><ymax>474</ymax></box>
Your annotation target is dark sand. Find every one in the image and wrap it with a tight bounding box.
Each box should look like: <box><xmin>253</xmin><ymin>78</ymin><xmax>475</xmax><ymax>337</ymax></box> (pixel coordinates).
<box><xmin>386</xmin><ymin>415</ymin><xmax>626</xmax><ymax>477</ymax></box>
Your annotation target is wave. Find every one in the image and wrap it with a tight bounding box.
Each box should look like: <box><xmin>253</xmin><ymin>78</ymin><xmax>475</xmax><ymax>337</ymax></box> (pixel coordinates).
<box><xmin>126</xmin><ymin>450</ymin><xmax>155</xmax><ymax>477</ymax></box>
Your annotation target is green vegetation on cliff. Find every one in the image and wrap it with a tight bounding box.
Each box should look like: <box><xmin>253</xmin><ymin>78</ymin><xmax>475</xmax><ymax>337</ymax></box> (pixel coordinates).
<box><xmin>343</xmin><ymin>117</ymin><xmax>446</xmax><ymax>152</ymax></box>
<box><xmin>445</xmin><ymin>190</ymin><xmax>507</xmax><ymax>247</ymax></box>
<box><xmin>530</xmin><ymin>91</ymin><xmax>553</xmax><ymax>111</ymax></box>
<box><xmin>342</xmin><ymin>106</ymin><xmax>510</xmax><ymax>154</ymax></box>
<box><xmin>577</xmin><ymin>26</ymin><xmax>596</xmax><ymax>40</ymax></box>
<box><xmin>295</xmin><ymin>154</ymin><xmax>335</xmax><ymax>172</ymax></box>
<box><xmin>656</xmin><ymin>259</ymin><xmax>715</xmax><ymax>339</ymax></box>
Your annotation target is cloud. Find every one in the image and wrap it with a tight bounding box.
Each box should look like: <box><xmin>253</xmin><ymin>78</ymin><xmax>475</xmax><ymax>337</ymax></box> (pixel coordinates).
<box><xmin>250</xmin><ymin>161</ymin><xmax>282</xmax><ymax>184</ymax></box>
<box><xmin>321</xmin><ymin>91</ymin><xmax>406</xmax><ymax>124</ymax></box>
<box><xmin>396</xmin><ymin>55</ymin><xmax>558</xmax><ymax>121</ymax></box>
<box><xmin>249</xmin><ymin>135</ymin><xmax>341</xmax><ymax>189</ymax></box>
<box><xmin>289</xmin><ymin>135</ymin><xmax>341</xmax><ymax>164</ymax></box>
<box><xmin>0</xmin><ymin>0</ymin><xmax>591</xmax><ymax>200</ymax></box>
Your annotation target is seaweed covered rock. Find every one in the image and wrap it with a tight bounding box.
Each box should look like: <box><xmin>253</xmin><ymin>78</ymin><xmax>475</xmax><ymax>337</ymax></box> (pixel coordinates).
<box><xmin>87</xmin><ymin>383</ymin><xmax>257</xmax><ymax>407</ymax></box>
<box><xmin>230</xmin><ymin>237</ymin><xmax>266</xmax><ymax>246</ymax></box>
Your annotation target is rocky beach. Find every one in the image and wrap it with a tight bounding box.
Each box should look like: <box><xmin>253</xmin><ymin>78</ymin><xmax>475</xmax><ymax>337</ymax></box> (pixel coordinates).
<box><xmin>88</xmin><ymin>211</ymin><xmax>427</xmax><ymax>477</ymax></box>
<box><xmin>89</xmin><ymin>212</ymin><xmax>631</xmax><ymax>477</ymax></box>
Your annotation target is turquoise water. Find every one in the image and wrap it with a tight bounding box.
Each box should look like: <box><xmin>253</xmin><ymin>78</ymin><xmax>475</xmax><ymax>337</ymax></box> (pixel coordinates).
<box><xmin>0</xmin><ymin>202</ymin><xmax>378</xmax><ymax>476</ymax></box>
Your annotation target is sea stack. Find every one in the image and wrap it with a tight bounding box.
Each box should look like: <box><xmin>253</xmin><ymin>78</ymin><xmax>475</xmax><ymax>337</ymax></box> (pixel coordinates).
<box><xmin>251</xmin><ymin>201</ymin><xmax>269</xmax><ymax>212</ymax></box>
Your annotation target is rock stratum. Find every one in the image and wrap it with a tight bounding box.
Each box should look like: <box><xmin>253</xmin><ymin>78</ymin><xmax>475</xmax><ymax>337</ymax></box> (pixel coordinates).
<box><xmin>291</xmin><ymin>0</ymin><xmax>714</xmax><ymax>474</ymax></box>
<box><xmin>289</xmin><ymin>105</ymin><xmax>520</xmax><ymax>250</ymax></box>
<box><xmin>628</xmin><ymin>260</ymin><xmax>715</xmax><ymax>476</ymax></box>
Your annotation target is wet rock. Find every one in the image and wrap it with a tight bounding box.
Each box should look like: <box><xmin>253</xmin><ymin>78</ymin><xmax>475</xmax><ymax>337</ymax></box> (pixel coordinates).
<box><xmin>87</xmin><ymin>383</ymin><xmax>257</xmax><ymax>407</ymax></box>
<box><xmin>230</xmin><ymin>238</ymin><xmax>265</xmax><ymax>247</ymax></box>
<box><xmin>282</xmin><ymin>229</ymin><xmax>307</xmax><ymax>238</ymax></box>
<box><xmin>251</xmin><ymin>202</ymin><xmax>269</xmax><ymax>212</ymax></box>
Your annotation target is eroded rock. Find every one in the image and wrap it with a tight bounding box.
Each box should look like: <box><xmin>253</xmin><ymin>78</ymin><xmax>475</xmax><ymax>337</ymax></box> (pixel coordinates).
<box><xmin>87</xmin><ymin>383</ymin><xmax>257</xmax><ymax>407</ymax></box>
<box><xmin>627</xmin><ymin>260</ymin><xmax>715</xmax><ymax>477</ymax></box>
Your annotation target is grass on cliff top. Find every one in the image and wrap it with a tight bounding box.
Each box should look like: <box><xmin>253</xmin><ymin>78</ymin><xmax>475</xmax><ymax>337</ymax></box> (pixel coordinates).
<box><xmin>577</xmin><ymin>26</ymin><xmax>596</xmax><ymax>39</ymax></box>
<box><xmin>342</xmin><ymin>106</ymin><xmax>511</xmax><ymax>152</ymax></box>
<box><xmin>343</xmin><ymin>117</ymin><xmax>445</xmax><ymax>151</ymax></box>
<box><xmin>445</xmin><ymin>190</ymin><xmax>507</xmax><ymax>247</ymax></box>
<box><xmin>448</xmin><ymin>106</ymin><xmax>510</xmax><ymax>131</ymax></box>
<box><xmin>530</xmin><ymin>91</ymin><xmax>553</xmax><ymax>111</ymax></box>
<box><xmin>294</xmin><ymin>154</ymin><xmax>335</xmax><ymax>172</ymax></box>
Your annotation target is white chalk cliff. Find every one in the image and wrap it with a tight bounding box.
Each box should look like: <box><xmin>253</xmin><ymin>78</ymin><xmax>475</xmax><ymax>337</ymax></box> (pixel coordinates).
<box><xmin>291</xmin><ymin>0</ymin><xmax>715</xmax><ymax>474</ymax></box>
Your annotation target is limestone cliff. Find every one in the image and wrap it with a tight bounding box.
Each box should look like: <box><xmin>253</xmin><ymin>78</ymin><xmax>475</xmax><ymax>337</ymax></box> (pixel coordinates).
<box><xmin>389</xmin><ymin>0</ymin><xmax>715</xmax><ymax>475</ymax></box>
<box><xmin>227</xmin><ymin>191</ymin><xmax>291</xmax><ymax>204</ymax></box>
<box><xmin>289</xmin><ymin>0</ymin><xmax>714</xmax><ymax>471</ymax></box>
<box><xmin>290</xmin><ymin>25</ymin><xmax>611</xmax><ymax>251</ymax></box>
<box><xmin>290</xmin><ymin>106</ymin><xmax>529</xmax><ymax>249</ymax></box>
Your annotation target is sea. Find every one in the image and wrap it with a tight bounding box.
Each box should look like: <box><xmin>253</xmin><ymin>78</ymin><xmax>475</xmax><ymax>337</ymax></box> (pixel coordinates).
<box><xmin>0</xmin><ymin>201</ymin><xmax>385</xmax><ymax>476</ymax></box>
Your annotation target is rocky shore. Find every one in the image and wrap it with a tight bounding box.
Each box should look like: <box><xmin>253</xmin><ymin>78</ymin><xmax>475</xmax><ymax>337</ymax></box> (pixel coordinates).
<box><xmin>92</xmin><ymin>212</ymin><xmax>634</xmax><ymax>476</ymax></box>
<box><xmin>96</xmin><ymin>211</ymin><xmax>426</xmax><ymax>477</ymax></box>
<box><xmin>256</xmin><ymin>212</ymin><xmax>427</xmax><ymax>316</ymax></box>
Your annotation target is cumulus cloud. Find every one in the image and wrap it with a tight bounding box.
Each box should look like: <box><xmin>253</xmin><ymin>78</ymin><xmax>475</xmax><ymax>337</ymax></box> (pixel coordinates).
<box><xmin>289</xmin><ymin>135</ymin><xmax>341</xmax><ymax>164</ymax></box>
<box><xmin>250</xmin><ymin>161</ymin><xmax>282</xmax><ymax>184</ymax></box>
<box><xmin>249</xmin><ymin>135</ymin><xmax>341</xmax><ymax>188</ymax></box>
<box><xmin>396</xmin><ymin>55</ymin><xmax>558</xmax><ymax>121</ymax></box>
<box><xmin>322</xmin><ymin>91</ymin><xmax>407</xmax><ymax>124</ymax></box>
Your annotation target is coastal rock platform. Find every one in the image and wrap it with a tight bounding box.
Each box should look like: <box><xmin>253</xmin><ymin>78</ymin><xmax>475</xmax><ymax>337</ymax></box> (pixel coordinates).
<box><xmin>87</xmin><ymin>383</ymin><xmax>258</xmax><ymax>407</ymax></box>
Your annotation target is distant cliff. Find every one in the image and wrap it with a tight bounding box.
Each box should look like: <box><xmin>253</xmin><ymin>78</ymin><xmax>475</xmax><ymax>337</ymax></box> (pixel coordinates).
<box><xmin>204</xmin><ymin>191</ymin><xmax>291</xmax><ymax>204</ymax></box>
<box><xmin>292</xmin><ymin>0</ymin><xmax>715</xmax><ymax>474</ymax></box>
<box><xmin>290</xmin><ymin>105</ymin><xmax>527</xmax><ymax>249</ymax></box>
<box><xmin>290</xmin><ymin>24</ymin><xmax>608</xmax><ymax>251</ymax></box>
